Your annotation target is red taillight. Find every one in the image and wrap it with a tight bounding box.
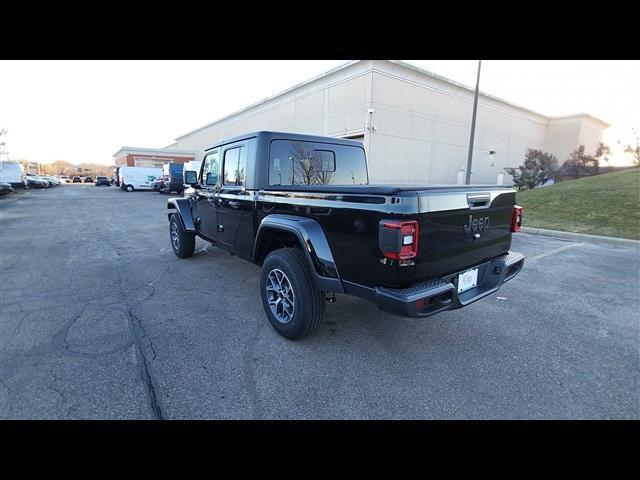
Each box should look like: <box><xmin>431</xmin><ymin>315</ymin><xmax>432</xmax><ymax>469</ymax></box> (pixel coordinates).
<box><xmin>379</xmin><ymin>220</ymin><xmax>419</xmax><ymax>260</ymax></box>
<box><xmin>511</xmin><ymin>206</ymin><xmax>523</xmax><ymax>232</ymax></box>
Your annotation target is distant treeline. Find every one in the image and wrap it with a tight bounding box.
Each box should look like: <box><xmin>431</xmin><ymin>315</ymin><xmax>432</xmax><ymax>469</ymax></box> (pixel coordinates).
<box><xmin>17</xmin><ymin>160</ymin><xmax>115</xmax><ymax>177</ymax></box>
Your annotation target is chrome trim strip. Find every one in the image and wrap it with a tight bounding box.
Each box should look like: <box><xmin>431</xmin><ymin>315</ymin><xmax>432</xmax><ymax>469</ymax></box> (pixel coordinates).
<box><xmin>419</xmin><ymin>189</ymin><xmax>510</xmax><ymax>213</ymax></box>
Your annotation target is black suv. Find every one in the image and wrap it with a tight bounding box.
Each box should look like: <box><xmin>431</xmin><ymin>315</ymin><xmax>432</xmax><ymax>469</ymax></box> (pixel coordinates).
<box><xmin>95</xmin><ymin>176</ymin><xmax>110</xmax><ymax>186</ymax></box>
<box><xmin>168</xmin><ymin>131</ymin><xmax>524</xmax><ymax>340</ymax></box>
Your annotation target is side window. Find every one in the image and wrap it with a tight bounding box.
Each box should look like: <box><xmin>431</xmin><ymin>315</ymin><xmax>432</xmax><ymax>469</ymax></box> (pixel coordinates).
<box><xmin>202</xmin><ymin>151</ymin><xmax>219</xmax><ymax>186</ymax></box>
<box><xmin>223</xmin><ymin>146</ymin><xmax>246</xmax><ymax>186</ymax></box>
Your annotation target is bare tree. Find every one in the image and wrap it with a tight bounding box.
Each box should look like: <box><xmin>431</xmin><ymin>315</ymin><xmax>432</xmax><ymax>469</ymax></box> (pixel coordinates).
<box><xmin>620</xmin><ymin>129</ymin><xmax>640</xmax><ymax>167</ymax></box>
<box><xmin>316</xmin><ymin>168</ymin><xmax>334</xmax><ymax>185</ymax></box>
<box><xmin>291</xmin><ymin>141</ymin><xmax>317</xmax><ymax>185</ymax></box>
<box><xmin>595</xmin><ymin>142</ymin><xmax>612</xmax><ymax>167</ymax></box>
<box><xmin>232</xmin><ymin>166</ymin><xmax>245</xmax><ymax>186</ymax></box>
<box><xmin>0</xmin><ymin>128</ymin><xmax>7</xmax><ymax>160</ymax></box>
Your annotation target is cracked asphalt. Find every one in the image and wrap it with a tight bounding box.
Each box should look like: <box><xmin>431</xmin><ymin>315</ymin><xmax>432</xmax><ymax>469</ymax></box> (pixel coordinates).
<box><xmin>0</xmin><ymin>184</ymin><xmax>638</xmax><ymax>419</ymax></box>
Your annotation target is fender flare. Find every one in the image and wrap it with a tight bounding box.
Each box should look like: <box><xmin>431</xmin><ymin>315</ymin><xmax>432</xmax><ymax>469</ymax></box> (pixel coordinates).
<box><xmin>167</xmin><ymin>197</ymin><xmax>196</xmax><ymax>232</ymax></box>
<box><xmin>253</xmin><ymin>214</ymin><xmax>344</xmax><ymax>293</ymax></box>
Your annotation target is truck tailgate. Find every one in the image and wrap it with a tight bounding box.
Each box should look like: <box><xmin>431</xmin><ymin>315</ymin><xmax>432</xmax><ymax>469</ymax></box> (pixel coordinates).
<box><xmin>414</xmin><ymin>188</ymin><xmax>516</xmax><ymax>281</ymax></box>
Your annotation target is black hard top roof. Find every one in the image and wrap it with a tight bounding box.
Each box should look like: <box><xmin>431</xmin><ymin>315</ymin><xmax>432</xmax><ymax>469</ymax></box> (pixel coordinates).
<box><xmin>204</xmin><ymin>131</ymin><xmax>364</xmax><ymax>151</ymax></box>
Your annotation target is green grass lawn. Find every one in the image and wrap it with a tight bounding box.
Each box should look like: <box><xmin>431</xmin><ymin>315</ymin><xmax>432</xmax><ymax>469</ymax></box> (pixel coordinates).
<box><xmin>516</xmin><ymin>168</ymin><xmax>640</xmax><ymax>240</ymax></box>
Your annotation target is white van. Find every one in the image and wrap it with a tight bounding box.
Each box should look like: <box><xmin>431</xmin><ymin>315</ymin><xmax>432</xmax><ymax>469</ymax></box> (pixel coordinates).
<box><xmin>0</xmin><ymin>162</ymin><xmax>26</xmax><ymax>188</ymax></box>
<box><xmin>118</xmin><ymin>166</ymin><xmax>162</xmax><ymax>192</ymax></box>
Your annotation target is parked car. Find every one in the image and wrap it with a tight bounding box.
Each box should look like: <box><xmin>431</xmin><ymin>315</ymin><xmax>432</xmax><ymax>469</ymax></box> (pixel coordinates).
<box><xmin>95</xmin><ymin>176</ymin><xmax>110</xmax><ymax>186</ymax></box>
<box><xmin>152</xmin><ymin>176</ymin><xmax>166</xmax><ymax>192</ymax></box>
<box><xmin>119</xmin><ymin>166</ymin><xmax>162</xmax><ymax>192</ymax></box>
<box><xmin>169</xmin><ymin>131</ymin><xmax>525</xmax><ymax>340</ymax></box>
<box><xmin>60</xmin><ymin>176</ymin><xmax>69</xmax><ymax>183</ymax></box>
<box><xmin>72</xmin><ymin>176</ymin><xmax>82</xmax><ymax>183</ymax></box>
<box><xmin>36</xmin><ymin>175</ymin><xmax>56</xmax><ymax>187</ymax></box>
<box><xmin>84</xmin><ymin>176</ymin><xmax>93</xmax><ymax>183</ymax></box>
<box><xmin>39</xmin><ymin>175</ymin><xmax>60</xmax><ymax>186</ymax></box>
<box><xmin>0</xmin><ymin>182</ymin><xmax>15</xmax><ymax>195</ymax></box>
<box><xmin>25</xmin><ymin>174</ymin><xmax>49</xmax><ymax>188</ymax></box>
<box><xmin>0</xmin><ymin>162</ymin><xmax>27</xmax><ymax>189</ymax></box>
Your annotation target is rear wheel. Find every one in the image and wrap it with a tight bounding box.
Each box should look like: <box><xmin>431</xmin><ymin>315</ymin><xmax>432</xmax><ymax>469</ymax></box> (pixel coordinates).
<box><xmin>125</xmin><ymin>184</ymin><xmax>134</xmax><ymax>192</ymax></box>
<box><xmin>169</xmin><ymin>214</ymin><xmax>195</xmax><ymax>258</ymax></box>
<box><xmin>260</xmin><ymin>248</ymin><xmax>325</xmax><ymax>340</ymax></box>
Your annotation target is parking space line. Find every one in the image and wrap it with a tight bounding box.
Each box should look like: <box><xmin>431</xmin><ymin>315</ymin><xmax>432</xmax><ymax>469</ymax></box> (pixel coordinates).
<box><xmin>527</xmin><ymin>242</ymin><xmax>585</xmax><ymax>263</ymax></box>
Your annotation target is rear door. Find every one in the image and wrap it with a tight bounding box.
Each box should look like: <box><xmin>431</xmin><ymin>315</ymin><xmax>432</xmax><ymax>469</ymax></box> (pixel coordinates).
<box><xmin>195</xmin><ymin>150</ymin><xmax>220</xmax><ymax>241</ymax></box>
<box><xmin>216</xmin><ymin>142</ymin><xmax>250</xmax><ymax>250</ymax></box>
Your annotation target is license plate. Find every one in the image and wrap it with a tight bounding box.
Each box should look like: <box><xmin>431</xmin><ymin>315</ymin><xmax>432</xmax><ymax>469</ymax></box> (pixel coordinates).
<box><xmin>457</xmin><ymin>268</ymin><xmax>479</xmax><ymax>293</ymax></box>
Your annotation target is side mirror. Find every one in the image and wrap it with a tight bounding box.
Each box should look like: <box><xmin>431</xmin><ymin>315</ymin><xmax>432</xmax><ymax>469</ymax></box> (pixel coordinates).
<box><xmin>184</xmin><ymin>170</ymin><xmax>198</xmax><ymax>187</ymax></box>
<box><xmin>206</xmin><ymin>173</ymin><xmax>218</xmax><ymax>186</ymax></box>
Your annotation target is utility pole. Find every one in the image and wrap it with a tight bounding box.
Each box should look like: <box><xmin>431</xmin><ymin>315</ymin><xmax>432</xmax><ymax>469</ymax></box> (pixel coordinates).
<box><xmin>465</xmin><ymin>60</ymin><xmax>482</xmax><ymax>185</ymax></box>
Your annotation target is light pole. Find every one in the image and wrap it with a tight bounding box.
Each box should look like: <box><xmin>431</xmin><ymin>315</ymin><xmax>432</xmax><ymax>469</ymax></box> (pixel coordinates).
<box><xmin>465</xmin><ymin>60</ymin><xmax>482</xmax><ymax>185</ymax></box>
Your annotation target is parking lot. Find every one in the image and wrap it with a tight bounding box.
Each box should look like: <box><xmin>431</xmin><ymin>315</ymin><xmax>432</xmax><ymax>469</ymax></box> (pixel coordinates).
<box><xmin>0</xmin><ymin>184</ymin><xmax>638</xmax><ymax>419</ymax></box>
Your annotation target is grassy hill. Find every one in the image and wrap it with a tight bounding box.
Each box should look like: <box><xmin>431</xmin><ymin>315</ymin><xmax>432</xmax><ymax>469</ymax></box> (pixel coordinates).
<box><xmin>516</xmin><ymin>168</ymin><xmax>640</xmax><ymax>240</ymax></box>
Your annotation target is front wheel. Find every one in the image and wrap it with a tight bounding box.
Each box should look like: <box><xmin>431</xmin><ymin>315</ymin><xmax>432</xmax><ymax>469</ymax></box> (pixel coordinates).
<box><xmin>169</xmin><ymin>213</ymin><xmax>195</xmax><ymax>258</ymax></box>
<box><xmin>260</xmin><ymin>248</ymin><xmax>325</xmax><ymax>340</ymax></box>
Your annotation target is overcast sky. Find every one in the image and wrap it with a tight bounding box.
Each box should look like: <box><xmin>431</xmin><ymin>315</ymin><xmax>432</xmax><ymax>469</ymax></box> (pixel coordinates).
<box><xmin>0</xmin><ymin>60</ymin><xmax>638</xmax><ymax>166</ymax></box>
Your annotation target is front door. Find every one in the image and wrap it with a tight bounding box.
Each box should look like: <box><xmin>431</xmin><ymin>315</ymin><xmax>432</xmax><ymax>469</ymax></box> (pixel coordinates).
<box><xmin>217</xmin><ymin>143</ymin><xmax>249</xmax><ymax>249</ymax></box>
<box><xmin>196</xmin><ymin>150</ymin><xmax>220</xmax><ymax>241</ymax></box>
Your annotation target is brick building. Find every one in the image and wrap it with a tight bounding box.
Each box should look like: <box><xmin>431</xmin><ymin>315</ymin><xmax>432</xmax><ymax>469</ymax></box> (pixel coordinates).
<box><xmin>113</xmin><ymin>147</ymin><xmax>195</xmax><ymax>168</ymax></box>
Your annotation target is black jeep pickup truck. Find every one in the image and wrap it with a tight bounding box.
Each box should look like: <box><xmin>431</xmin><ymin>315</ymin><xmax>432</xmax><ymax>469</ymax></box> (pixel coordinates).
<box><xmin>168</xmin><ymin>131</ymin><xmax>524</xmax><ymax>340</ymax></box>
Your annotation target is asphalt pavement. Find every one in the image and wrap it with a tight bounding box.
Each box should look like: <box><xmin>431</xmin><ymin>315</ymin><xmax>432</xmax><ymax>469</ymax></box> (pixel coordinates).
<box><xmin>1</xmin><ymin>184</ymin><xmax>638</xmax><ymax>419</ymax></box>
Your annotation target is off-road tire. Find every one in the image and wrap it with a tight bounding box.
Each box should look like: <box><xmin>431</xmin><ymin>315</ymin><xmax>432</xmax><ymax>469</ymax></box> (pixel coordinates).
<box><xmin>260</xmin><ymin>248</ymin><xmax>325</xmax><ymax>340</ymax></box>
<box><xmin>169</xmin><ymin>213</ymin><xmax>195</xmax><ymax>258</ymax></box>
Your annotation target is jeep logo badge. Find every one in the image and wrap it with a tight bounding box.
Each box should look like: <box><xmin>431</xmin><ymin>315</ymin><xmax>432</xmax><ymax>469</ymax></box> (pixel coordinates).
<box><xmin>463</xmin><ymin>215</ymin><xmax>490</xmax><ymax>235</ymax></box>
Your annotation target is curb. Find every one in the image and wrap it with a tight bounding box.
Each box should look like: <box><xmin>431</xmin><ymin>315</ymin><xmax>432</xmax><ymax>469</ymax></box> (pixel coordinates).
<box><xmin>521</xmin><ymin>227</ymin><xmax>640</xmax><ymax>248</ymax></box>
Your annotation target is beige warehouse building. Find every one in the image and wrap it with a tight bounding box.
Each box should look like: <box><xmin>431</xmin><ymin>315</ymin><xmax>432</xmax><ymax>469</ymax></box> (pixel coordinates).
<box><xmin>161</xmin><ymin>60</ymin><xmax>609</xmax><ymax>185</ymax></box>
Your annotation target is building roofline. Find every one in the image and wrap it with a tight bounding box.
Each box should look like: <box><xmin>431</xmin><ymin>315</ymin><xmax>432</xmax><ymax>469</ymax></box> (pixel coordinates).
<box><xmin>388</xmin><ymin>61</ymin><xmax>611</xmax><ymax>127</ymax></box>
<box><xmin>386</xmin><ymin>60</ymin><xmax>551</xmax><ymax>119</ymax></box>
<box><xmin>113</xmin><ymin>146</ymin><xmax>196</xmax><ymax>158</ymax></box>
<box><xmin>547</xmin><ymin>113</ymin><xmax>611</xmax><ymax>127</ymax></box>
<box><xmin>170</xmin><ymin>60</ymin><xmax>611</xmax><ymax>143</ymax></box>
<box><xmin>173</xmin><ymin>60</ymin><xmax>361</xmax><ymax>141</ymax></box>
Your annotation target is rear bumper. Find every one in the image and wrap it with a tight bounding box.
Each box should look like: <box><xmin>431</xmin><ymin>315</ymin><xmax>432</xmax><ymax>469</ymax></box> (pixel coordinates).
<box><xmin>372</xmin><ymin>251</ymin><xmax>525</xmax><ymax>318</ymax></box>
